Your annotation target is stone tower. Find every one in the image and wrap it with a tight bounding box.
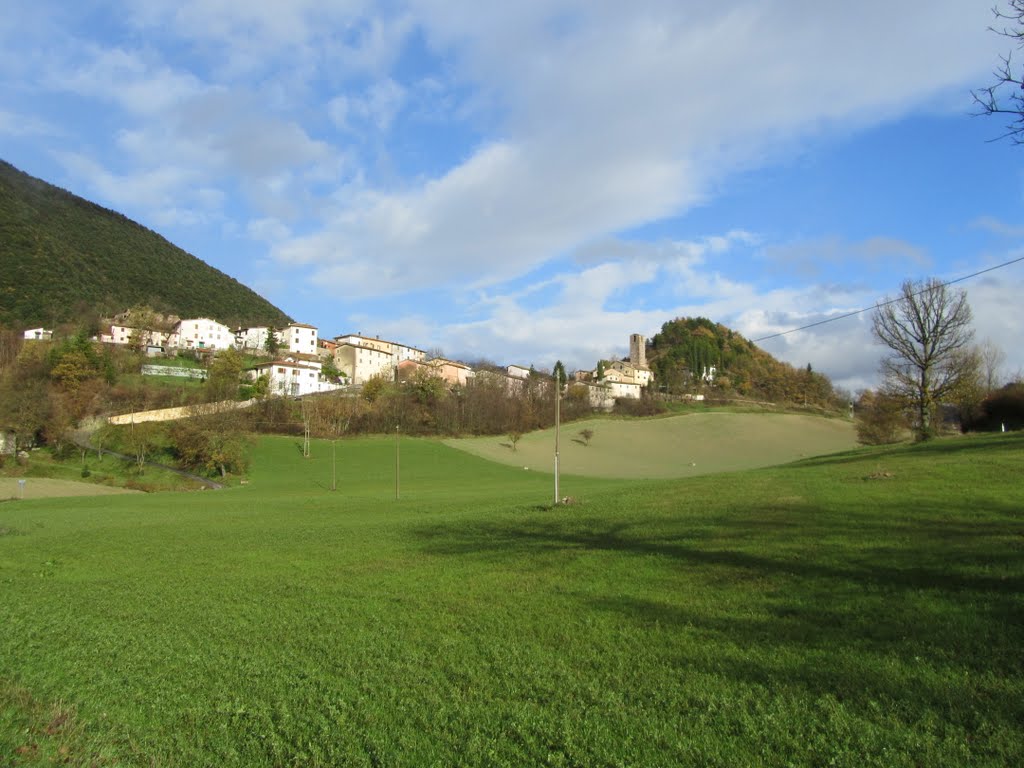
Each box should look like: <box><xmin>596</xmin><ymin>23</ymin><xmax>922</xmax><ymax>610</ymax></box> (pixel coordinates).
<box><xmin>629</xmin><ymin>333</ymin><xmax>646</xmax><ymax>368</ymax></box>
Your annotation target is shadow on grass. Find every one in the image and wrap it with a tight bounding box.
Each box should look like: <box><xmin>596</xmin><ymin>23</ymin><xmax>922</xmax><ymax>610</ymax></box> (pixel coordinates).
<box><xmin>796</xmin><ymin>432</ymin><xmax>1024</xmax><ymax>469</ymax></box>
<box><xmin>413</xmin><ymin>497</ymin><xmax>1024</xmax><ymax>738</ymax></box>
<box><xmin>414</xmin><ymin>502</ymin><xmax>1024</xmax><ymax>596</ymax></box>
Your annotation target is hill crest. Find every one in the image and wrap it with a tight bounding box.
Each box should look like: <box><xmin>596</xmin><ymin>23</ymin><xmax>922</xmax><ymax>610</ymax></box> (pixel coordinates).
<box><xmin>0</xmin><ymin>159</ymin><xmax>291</xmax><ymax>330</ymax></box>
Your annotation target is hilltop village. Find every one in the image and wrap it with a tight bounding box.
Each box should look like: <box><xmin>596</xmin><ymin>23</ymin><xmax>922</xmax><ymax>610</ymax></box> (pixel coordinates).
<box><xmin>23</xmin><ymin>310</ymin><xmax>664</xmax><ymax>411</ymax></box>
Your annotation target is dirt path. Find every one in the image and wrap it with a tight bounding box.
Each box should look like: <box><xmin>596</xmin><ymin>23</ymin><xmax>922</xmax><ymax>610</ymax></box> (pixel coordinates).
<box><xmin>0</xmin><ymin>478</ymin><xmax>142</xmax><ymax>500</ymax></box>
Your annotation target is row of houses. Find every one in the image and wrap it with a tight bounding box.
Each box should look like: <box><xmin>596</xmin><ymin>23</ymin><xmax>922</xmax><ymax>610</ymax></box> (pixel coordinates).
<box><xmin>27</xmin><ymin>316</ymin><xmax>656</xmax><ymax>404</ymax></box>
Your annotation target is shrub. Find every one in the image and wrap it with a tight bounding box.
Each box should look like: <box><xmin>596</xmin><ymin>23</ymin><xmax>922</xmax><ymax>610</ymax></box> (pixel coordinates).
<box><xmin>963</xmin><ymin>382</ymin><xmax>1024</xmax><ymax>432</ymax></box>
<box><xmin>855</xmin><ymin>391</ymin><xmax>909</xmax><ymax>445</ymax></box>
<box><xmin>613</xmin><ymin>396</ymin><xmax>666</xmax><ymax>417</ymax></box>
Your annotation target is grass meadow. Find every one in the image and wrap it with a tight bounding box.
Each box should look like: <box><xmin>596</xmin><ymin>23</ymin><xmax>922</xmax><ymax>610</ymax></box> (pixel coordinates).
<box><xmin>0</xmin><ymin>427</ymin><xmax>1022</xmax><ymax>766</ymax></box>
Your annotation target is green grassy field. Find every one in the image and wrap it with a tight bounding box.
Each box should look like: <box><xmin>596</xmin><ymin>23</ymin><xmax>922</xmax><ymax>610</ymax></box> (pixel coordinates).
<box><xmin>447</xmin><ymin>412</ymin><xmax>858</xmax><ymax>478</ymax></box>
<box><xmin>0</xmin><ymin>429</ymin><xmax>1021</xmax><ymax>766</ymax></box>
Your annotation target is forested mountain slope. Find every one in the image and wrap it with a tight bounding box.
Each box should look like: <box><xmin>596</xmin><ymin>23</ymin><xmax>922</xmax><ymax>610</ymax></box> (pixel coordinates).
<box><xmin>0</xmin><ymin>160</ymin><xmax>291</xmax><ymax>329</ymax></box>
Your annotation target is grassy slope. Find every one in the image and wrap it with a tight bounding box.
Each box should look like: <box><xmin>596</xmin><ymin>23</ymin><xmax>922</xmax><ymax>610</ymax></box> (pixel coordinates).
<box><xmin>0</xmin><ymin>478</ymin><xmax>141</xmax><ymax>500</ymax></box>
<box><xmin>0</xmin><ymin>433</ymin><xmax>1021</xmax><ymax>766</ymax></box>
<box><xmin>447</xmin><ymin>412</ymin><xmax>858</xmax><ymax>478</ymax></box>
<box><xmin>0</xmin><ymin>449</ymin><xmax>207</xmax><ymax>495</ymax></box>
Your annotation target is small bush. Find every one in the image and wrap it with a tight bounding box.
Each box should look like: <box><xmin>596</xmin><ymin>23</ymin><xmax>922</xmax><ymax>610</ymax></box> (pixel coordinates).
<box><xmin>856</xmin><ymin>392</ymin><xmax>908</xmax><ymax>445</ymax></box>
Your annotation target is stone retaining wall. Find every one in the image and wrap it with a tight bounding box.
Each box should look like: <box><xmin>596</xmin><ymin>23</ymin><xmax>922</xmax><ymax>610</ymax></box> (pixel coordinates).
<box><xmin>108</xmin><ymin>399</ymin><xmax>258</xmax><ymax>425</ymax></box>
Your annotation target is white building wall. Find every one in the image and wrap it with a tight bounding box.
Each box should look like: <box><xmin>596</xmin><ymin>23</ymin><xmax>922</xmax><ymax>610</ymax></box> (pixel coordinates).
<box><xmin>236</xmin><ymin>326</ymin><xmax>272</xmax><ymax>351</ymax></box>
<box><xmin>331</xmin><ymin>335</ymin><xmax>424</xmax><ymax>385</ymax></box>
<box><xmin>284</xmin><ymin>324</ymin><xmax>318</xmax><ymax>355</ymax></box>
<box><xmin>250</xmin><ymin>359</ymin><xmax>338</xmax><ymax>397</ymax></box>
<box><xmin>173</xmin><ymin>318</ymin><xmax>232</xmax><ymax>350</ymax></box>
<box><xmin>103</xmin><ymin>325</ymin><xmax>170</xmax><ymax>348</ymax></box>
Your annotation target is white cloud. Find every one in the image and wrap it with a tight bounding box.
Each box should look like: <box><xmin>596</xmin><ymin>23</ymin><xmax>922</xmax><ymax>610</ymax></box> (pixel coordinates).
<box><xmin>965</xmin><ymin>262</ymin><xmax>1024</xmax><ymax>380</ymax></box>
<box><xmin>0</xmin><ymin>110</ymin><xmax>61</xmax><ymax>138</ymax></box>
<box><xmin>258</xmin><ymin>1</ymin><xmax>1000</xmax><ymax>300</ymax></box>
<box><xmin>970</xmin><ymin>215</ymin><xmax>1024</xmax><ymax>239</ymax></box>
<box><xmin>51</xmin><ymin>46</ymin><xmax>205</xmax><ymax>115</ymax></box>
<box><xmin>247</xmin><ymin>217</ymin><xmax>292</xmax><ymax>242</ymax></box>
<box><xmin>124</xmin><ymin>0</ymin><xmax>412</xmax><ymax>83</ymax></box>
<box><xmin>761</xmin><ymin>237</ymin><xmax>931</xmax><ymax>279</ymax></box>
<box><xmin>328</xmin><ymin>78</ymin><xmax>407</xmax><ymax>132</ymax></box>
<box><xmin>54</xmin><ymin>151</ymin><xmax>197</xmax><ymax>212</ymax></box>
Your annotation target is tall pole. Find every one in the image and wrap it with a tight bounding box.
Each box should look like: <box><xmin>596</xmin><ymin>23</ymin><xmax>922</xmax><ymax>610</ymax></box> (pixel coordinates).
<box><xmin>302</xmin><ymin>400</ymin><xmax>311</xmax><ymax>458</ymax></box>
<box><xmin>331</xmin><ymin>439</ymin><xmax>337</xmax><ymax>491</ymax></box>
<box><xmin>553</xmin><ymin>380</ymin><xmax>560</xmax><ymax>504</ymax></box>
<box><xmin>395</xmin><ymin>424</ymin><xmax>400</xmax><ymax>501</ymax></box>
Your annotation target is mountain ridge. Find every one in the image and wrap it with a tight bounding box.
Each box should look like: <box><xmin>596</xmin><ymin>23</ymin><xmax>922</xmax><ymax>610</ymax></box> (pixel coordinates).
<box><xmin>0</xmin><ymin>159</ymin><xmax>291</xmax><ymax>330</ymax></box>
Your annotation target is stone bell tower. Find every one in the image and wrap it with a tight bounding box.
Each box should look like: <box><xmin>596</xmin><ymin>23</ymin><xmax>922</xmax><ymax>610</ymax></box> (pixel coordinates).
<box><xmin>629</xmin><ymin>333</ymin><xmax>647</xmax><ymax>368</ymax></box>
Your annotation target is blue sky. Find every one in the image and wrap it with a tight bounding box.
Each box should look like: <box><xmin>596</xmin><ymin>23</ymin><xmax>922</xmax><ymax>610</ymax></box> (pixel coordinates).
<box><xmin>2</xmin><ymin>0</ymin><xmax>1022</xmax><ymax>390</ymax></box>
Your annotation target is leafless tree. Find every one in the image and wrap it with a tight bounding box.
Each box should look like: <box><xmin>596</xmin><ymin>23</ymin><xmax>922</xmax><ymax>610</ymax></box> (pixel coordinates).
<box><xmin>973</xmin><ymin>1</ymin><xmax>1024</xmax><ymax>143</ymax></box>
<box><xmin>977</xmin><ymin>338</ymin><xmax>1008</xmax><ymax>391</ymax></box>
<box><xmin>872</xmin><ymin>278</ymin><xmax>974</xmax><ymax>440</ymax></box>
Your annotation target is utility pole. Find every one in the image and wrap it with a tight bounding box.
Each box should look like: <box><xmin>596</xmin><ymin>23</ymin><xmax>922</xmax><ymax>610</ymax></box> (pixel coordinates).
<box><xmin>395</xmin><ymin>424</ymin><xmax>400</xmax><ymax>500</ymax></box>
<box><xmin>331</xmin><ymin>439</ymin><xmax>337</xmax><ymax>491</ymax></box>
<box><xmin>553</xmin><ymin>379</ymin><xmax>560</xmax><ymax>505</ymax></box>
<box><xmin>302</xmin><ymin>399</ymin><xmax>311</xmax><ymax>458</ymax></box>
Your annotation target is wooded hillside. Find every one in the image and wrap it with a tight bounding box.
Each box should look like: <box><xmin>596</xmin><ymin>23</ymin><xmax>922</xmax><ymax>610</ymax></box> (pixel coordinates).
<box><xmin>648</xmin><ymin>316</ymin><xmax>840</xmax><ymax>407</ymax></box>
<box><xmin>0</xmin><ymin>160</ymin><xmax>291</xmax><ymax>329</ymax></box>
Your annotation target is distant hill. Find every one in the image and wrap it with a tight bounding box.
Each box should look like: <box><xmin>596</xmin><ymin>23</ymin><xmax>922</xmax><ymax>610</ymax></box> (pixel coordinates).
<box><xmin>0</xmin><ymin>160</ymin><xmax>292</xmax><ymax>330</ymax></box>
<box><xmin>647</xmin><ymin>316</ymin><xmax>839</xmax><ymax>406</ymax></box>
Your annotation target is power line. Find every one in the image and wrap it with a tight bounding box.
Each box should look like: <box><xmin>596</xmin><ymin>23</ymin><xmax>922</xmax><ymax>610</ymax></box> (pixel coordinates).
<box><xmin>751</xmin><ymin>254</ymin><xmax>1024</xmax><ymax>343</ymax></box>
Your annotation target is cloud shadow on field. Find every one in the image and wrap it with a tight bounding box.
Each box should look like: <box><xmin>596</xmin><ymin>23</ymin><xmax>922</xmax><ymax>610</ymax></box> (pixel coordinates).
<box><xmin>412</xmin><ymin>496</ymin><xmax>1024</xmax><ymax>732</ymax></box>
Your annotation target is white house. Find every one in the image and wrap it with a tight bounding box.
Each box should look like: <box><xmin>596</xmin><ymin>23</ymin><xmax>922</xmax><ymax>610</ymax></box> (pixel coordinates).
<box><xmin>582</xmin><ymin>380</ymin><xmax>641</xmax><ymax>410</ymax></box>
<box><xmin>282</xmin><ymin>323</ymin><xmax>318</xmax><ymax>355</ymax></box>
<box><xmin>607</xmin><ymin>360</ymin><xmax>653</xmax><ymax>388</ymax></box>
<box><xmin>101</xmin><ymin>324</ymin><xmax>172</xmax><ymax>349</ymax></box>
<box><xmin>235</xmin><ymin>326</ymin><xmax>273</xmax><ymax>351</ymax></box>
<box><xmin>507</xmin><ymin>364</ymin><xmax>532</xmax><ymax>379</ymax></box>
<box><xmin>248</xmin><ymin>356</ymin><xmax>342</xmax><ymax>397</ymax></box>
<box><xmin>22</xmin><ymin>328</ymin><xmax>53</xmax><ymax>341</ymax></box>
<box><xmin>170</xmin><ymin>318</ymin><xmax>233</xmax><ymax>350</ymax></box>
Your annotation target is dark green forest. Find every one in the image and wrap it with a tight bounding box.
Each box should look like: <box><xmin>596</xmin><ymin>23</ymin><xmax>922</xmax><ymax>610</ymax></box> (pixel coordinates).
<box><xmin>0</xmin><ymin>160</ymin><xmax>291</xmax><ymax>329</ymax></box>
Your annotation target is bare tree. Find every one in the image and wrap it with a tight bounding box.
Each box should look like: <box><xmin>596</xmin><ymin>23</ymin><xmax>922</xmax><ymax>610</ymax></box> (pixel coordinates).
<box><xmin>973</xmin><ymin>1</ymin><xmax>1024</xmax><ymax>143</ymax></box>
<box><xmin>872</xmin><ymin>278</ymin><xmax>975</xmax><ymax>440</ymax></box>
<box><xmin>978</xmin><ymin>338</ymin><xmax>1008</xmax><ymax>392</ymax></box>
